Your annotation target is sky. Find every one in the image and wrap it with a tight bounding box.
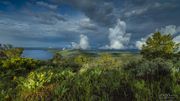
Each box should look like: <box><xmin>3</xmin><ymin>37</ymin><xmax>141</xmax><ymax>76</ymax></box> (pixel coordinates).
<box><xmin>0</xmin><ymin>0</ymin><xmax>180</xmax><ymax>49</ymax></box>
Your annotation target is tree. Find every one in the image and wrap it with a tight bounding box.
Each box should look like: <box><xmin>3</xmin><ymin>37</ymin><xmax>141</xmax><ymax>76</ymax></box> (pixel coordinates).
<box><xmin>52</xmin><ymin>53</ymin><xmax>63</xmax><ymax>65</ymax></box>
<box><xmin>141</xmin><ymin>32</ymin><xmax>179</xmax><ymax>59</ymax></box>
<box><xmin>74</xmin><ymin>55</ymin><xmax>89</xmax><ymax>65</ymax></box>
<box><xmin>3</xmin><ymin>48</ymin><xmax>24</xmax><ymax>58</ymax></box>
<box><xmin>0</xmin><ymin>44</ymin><xmax>23</xmax><ymax>58</ymax></box>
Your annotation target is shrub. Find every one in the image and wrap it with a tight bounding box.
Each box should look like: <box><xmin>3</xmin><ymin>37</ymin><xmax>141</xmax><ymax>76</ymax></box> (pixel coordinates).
<box><xmin>2</xmin><ymin>58</ymin><xmax>38</xmax><ymax>70</ymax></box>
<box><xmin>97</xmin><ymin>53</ymin><xmax>120</xmax><ymax>68</ymax></box>
<box><xmin>53</xmin><ymin>69</ymin><xmax>75</xmax><ymax>81</ymax></box>
<box><xmin>51</xmin><ymin>53</ymin><xmax>63</xmax><ymax>64</ymax></box>
<box><xmin>17</xmin><ymin>70</ymin><xmax>54</xmax><ymax>100</ymax></box>
<box><xmin>1</xmin><ymin>57</ymin><xmax>39</xmax><ymax>76</ymax></box>
<box><xmin>132</xmin><ymin>80</ymin><xmax>151</xmax><ymax>100</ymax></box>
<box><xmin>19</xmin><ymin>70</ymin><xmax>53</xmax><ymax>91</ymax></box>
<box><xmin>124</xmin><ymin>58</ymin><xmax>177</xmax><ymax>100</ymax></box>
<box><xmin>173</xmin><ymin>84</ymin><xmax>180</xmax><ymax>100</ymax></box>
<box><xmin>1</xmin><ymin>48</ymin><xmax>24</xmax><ymax>58</ymax></box>
<box><xmin>0</xmin><ymin>57</ymin><xmax>40</xmax><ymax>99</ymax></box>
<box><xmin>53</xmin><ymin>68</ymin><xmax>134</xmax><ymax>101</ymax></box>
<box><xmin>74</xmin><ymin>55</ymin><xmax>89</xmax><ymax>65</ymax></box>
<box><xmin>17</xmin><ymin>69</ymin><xmax>74</xmax><ymax>101</ymax></box>
<box><xmin>124</xmin><ymin>58</ymin><xmax>173</xmax><ymax>81</ymax></box>
<box><xmin>59</xmin><ymin>59</ymin><xmax>81</xmax><ymax>72</ymax></box>
<box><xmin>172</xmin><ymin>67</ymin><xmax>180</xmax><ymax>100</ymax></box>
<box><xmin>51</xmin><ymin>54</ymin><xmax>81</xmax><ymax>72</ymax></box>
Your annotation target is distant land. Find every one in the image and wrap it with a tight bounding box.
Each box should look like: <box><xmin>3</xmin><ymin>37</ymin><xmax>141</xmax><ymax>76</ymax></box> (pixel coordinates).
<box><xmin>16</xmin><ymin>47</ymin><xmax>139</xmax><ymax>53</ymax></box>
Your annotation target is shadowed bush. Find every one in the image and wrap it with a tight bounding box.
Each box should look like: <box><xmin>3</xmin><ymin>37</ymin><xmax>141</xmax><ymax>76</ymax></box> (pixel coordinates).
<box><xmin>52</xmin><ymin>68</ymin><xmax>134</xmax><ymax>101</ymax></box>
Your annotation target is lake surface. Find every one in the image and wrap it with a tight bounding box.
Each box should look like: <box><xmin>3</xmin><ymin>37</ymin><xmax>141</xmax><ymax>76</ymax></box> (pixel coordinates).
<box><xmin>22</xmin><ymin>50</ymin><xmax>53</xmax><ymax>60</ymax></box>
<box><xmin>22</xmin><ymin>49</ymin><xmax>139</xmax><ymax>60</ymax></box>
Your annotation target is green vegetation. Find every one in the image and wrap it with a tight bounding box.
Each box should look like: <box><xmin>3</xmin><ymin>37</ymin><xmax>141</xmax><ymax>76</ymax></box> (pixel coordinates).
<box><xmin>141</xmin><ymin>32</ymin><xmax>180</xmax><ymax>59</ymax></box>
<box><xmin>0</xmin><ymin>32</ymin><xmax>179</xmax><ymax>101</ymax></box>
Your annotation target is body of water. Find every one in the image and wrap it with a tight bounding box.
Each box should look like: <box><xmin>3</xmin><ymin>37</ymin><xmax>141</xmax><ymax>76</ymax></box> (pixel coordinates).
<box><xmin>22</xmin><ymin>49</ymin><xmax>53</xmax><ymax>60</ymax></box>
<box><xmin>22</xmin><ymin>49</ymin><xmax>139</xmax><ymax>60</ymax></box>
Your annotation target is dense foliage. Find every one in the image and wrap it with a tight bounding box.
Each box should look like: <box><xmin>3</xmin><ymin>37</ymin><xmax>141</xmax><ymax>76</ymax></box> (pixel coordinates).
<box><xmin>0</xmin><ymin>33</ymin><xmax>179</xmax><ymax>101</ymax></box>
<box><xmin>141</xmin><ymin>32</ymin><xmax>179</xmax><ymax>59</ymax></box>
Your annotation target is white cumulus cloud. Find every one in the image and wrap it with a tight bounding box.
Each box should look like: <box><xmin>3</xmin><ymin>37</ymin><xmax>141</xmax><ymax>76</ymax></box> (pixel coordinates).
<box><xmin>158</xmin><ymin>25</ymin><xmax>178</xmax><ymax>35</ymax></box>
<box><xmin>104</xmin><ymin>19</ymin><xmax>131</xmax><ymax>49</ymax></box>
<box><xmin>71</xmin><ymin>34</ymin><xmax>90</xmax><ymax>49</ymax></box>
<box><xmin>174</xmin><ymin>35</ymin><xmax>180</xmax><ymax>43</ymax></box>
<box><xmin>135</xmin><ymin>38</ymin><xmax>146</xmax><ymax>50</ymax></box>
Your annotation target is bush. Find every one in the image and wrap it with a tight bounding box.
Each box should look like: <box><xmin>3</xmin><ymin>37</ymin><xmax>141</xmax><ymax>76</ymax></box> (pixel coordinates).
<box><xmin>0</xmin><ymin>48</ymin><xmax>24</xmax><ymax>58</ymax></box>
<box><xmin>124</xmin><ymin>58</ymin><xmax>177</xmax><ymax>100</ymax></box>
<box><xmin>173</xmin><ymin>84</ymin><xmax>180</xmax><ymax>100</ymax></box>
<box><xmin>16</xmin><ymin>69</ymin><xmax>74</xmax><ymax>101</ymax></box>
<box><xmin>132</xmin><ymin>80</ymin><xmax>151</xmax><ymax>100</ymax></box>
<box><xmin>124</xmin><ymin>58</ymin><xmax>173</xmax><ymax>81</ymax></box>
<box><xmin>96</xmin><ymin>53</ymin><xmax>120</xmax><ymax>69</ymax></box>
<box><xmin>0</xmin><ymin>57</ymin><xmax>39</xmax><ymax>99</ymax></box>
<box><xmin>51</xmin><ymin>53</ymin><xmax>63</xmax><ymax>64</ymax></box>
<box><xmin>53</xmin><ymin>68</ymin><xmax>134</xmax><ymax>101</ymax></box>
<box><xmin>172</xmin><ymin>67</ymin><xmax>180</xmax><ymax>100</ymax></box>
<box><xmin>74</xmin><ymin>55</ymin><xmax>89</xmax><ymax>65</ymax></box>
<box><xmin>17</xmin><ymin>70</ymin><xmax>54</xmax><ymax>100</ymax></box>
<box><xmin>51</xmin><ymin>54</ymin><xmax>81</xmax><ymax>72</ymax></box>
<box><xmin>52</xmin><ymin>69</ymin><xmax>75</xmax><ymax>82</ymax></box>
<box><xmin>2</xmin><ymin>58</ymin><xmax>38</xmax><ymax>69</ymax></box>
<box><xmin>1</xmin><ymin>57</ymin><xmax>39</xmax><ymax>76</ymax></box>
<box><xmin>0</xmin><ymin>57</ymin><xmax>39</xmax><ymax>100</ymax></box>
<box><xmin>19</xmin><ymin>70</ymin><xmax>53</xmax><ymax>91</ymax></box>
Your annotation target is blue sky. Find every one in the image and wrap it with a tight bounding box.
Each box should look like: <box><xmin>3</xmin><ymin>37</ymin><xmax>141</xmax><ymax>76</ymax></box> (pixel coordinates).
<box><xmin>0</xmin><ymin>0</ymin><xmax>180</xmax><ymax>49</ymax></box>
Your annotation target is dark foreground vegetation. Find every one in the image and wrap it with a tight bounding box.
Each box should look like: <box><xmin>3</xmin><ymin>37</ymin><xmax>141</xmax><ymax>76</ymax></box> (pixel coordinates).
<box><xmin>0</xmin><ymin>32</ymin><xmax>179</xmax><ymax>101</ymax></box>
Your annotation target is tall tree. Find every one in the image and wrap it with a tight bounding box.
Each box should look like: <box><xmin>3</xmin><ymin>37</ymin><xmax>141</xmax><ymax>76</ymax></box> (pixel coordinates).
<box><xmin>141</xmin><ymin>32</ymin><xmax>179</xmax><ymax>59</ymax></box>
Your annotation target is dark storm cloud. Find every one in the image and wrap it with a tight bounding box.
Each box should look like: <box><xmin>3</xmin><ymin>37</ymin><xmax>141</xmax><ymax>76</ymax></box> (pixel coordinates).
<box><xmin>36</xmin><ymin>1</ymin><xmax>58</xmax><ymax>10</ymax></box>
<box><xmin>78</xmin><ymin>18</ymin><xmax>98</xmax><ymax>31</ymax></box>
<box><xmin>0</xmin><ymin>0</ymin><xmax>180</xmax><ymax>48</ymax></box>
<box><xmin>33</xmin><ymin>12</ymin><xmax>67</xmax><ymax>25</ymax></box>
<box><xmin>51</xmin><ymin>0</ymin><xmax>180</xmax><ymax>33</ymax></box>
<box><xmin>50</xmin><ymin>0</ymin><xmax>117</xmax><ymax>27</ymax></box>
<box><xmin>47</xmin><ymin>0</ymin><xmax>180</xmax><ymax>48</ymax></box>
<box><xmin>124</xmin><ymin>0</ymin><xmax>180</xmax><ymax>40</ymax></box>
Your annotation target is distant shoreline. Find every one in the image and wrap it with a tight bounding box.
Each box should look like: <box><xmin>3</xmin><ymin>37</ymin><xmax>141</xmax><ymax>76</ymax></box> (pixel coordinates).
<box><xmin>15</xmin><ymin>47</ymin><xmax>139</xmax><ymax>51</ymax></box>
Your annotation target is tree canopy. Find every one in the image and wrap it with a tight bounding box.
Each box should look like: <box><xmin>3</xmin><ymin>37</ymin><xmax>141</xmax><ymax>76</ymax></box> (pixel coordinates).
<box><xmin>141</xmin><ymin>32</ymin><xmax>180</xmax><ymax>59</ymax></box>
